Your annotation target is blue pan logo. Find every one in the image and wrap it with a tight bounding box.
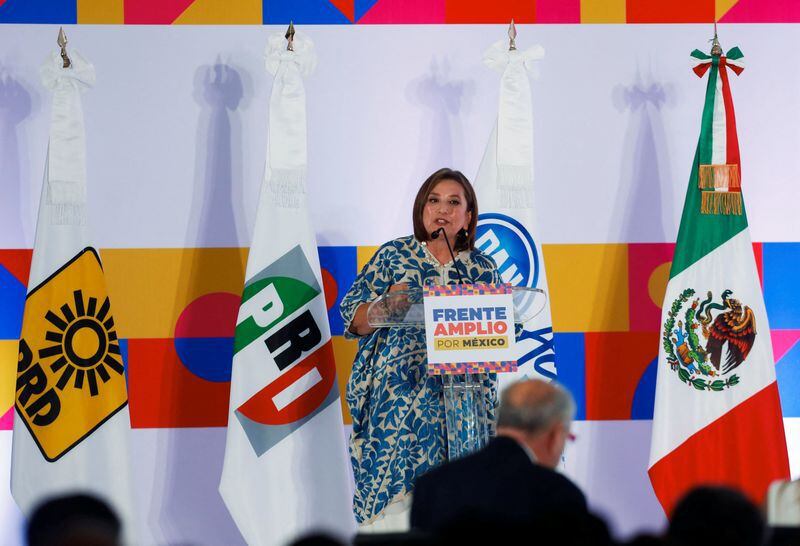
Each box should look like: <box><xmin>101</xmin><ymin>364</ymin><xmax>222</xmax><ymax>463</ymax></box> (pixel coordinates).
<box><xmin>476</xmin><ymin>213</ymin><xmax>540</xmax><ymax>289</ymax></box>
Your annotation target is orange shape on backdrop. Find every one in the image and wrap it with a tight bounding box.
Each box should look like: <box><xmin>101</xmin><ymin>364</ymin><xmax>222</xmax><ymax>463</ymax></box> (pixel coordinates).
<box><xmin>584</xmin><ymin>331</ymin><xmax>658</xmax><ymax>420</ymax></box>
<box><xmin>77</xmin><ymin>0</ymin><xmax>124</xmax><ymax>23</ymax></box>
<box><xmin>580</xmin><ymin>0</ymin><xmax>626</xmax><ymax>22</ymax></box>
<box><xmin>626</xmin><ymin>0</ymin><xmax>715</xmax><ymax>22</ymax></box>
<box><xmin>543</xmin><ymin>244</ymin><xmax>630</xmax><ymax>333</ymax></box>
<box><xmin>446</xmin><ymin>0</ymin><xmax>536</xmax><ymax>23</ymax></box>
<box><xmin>100</xmin><ymin>248</ymin><xmax>247</xmax><ymax>339</ymax></box>
<box><xmin>173</xmin><ymin>0</ymin><xmax>262</xmax><ymax>24</ymax></box>
<box><xmin>0</xmin><ymin>340</ymin><xmax>18</xmax><ymax>426</ymax></box>
<box><xmin>715</xmin><ymin>0</ymin><xmax>738</xmax><ymax>20</ymax></box>
<box><xmin>332</xmin><ymin>337</ymin><xmax>357</xmax><ymax>425</ymax></box>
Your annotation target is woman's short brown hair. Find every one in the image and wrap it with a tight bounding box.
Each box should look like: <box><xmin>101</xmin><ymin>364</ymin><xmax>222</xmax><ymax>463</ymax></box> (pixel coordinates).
<box><xmin>412</xmin><ymin>168</ymin><xmax>479</xmax><ymax>252</ymax></box>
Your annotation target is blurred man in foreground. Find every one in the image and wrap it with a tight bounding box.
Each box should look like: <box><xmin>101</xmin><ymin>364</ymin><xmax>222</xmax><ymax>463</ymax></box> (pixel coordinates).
<box><xmin>411</xmin><ymin>379</ymin><xmax>589</xmax><ymax>535</ymax></box>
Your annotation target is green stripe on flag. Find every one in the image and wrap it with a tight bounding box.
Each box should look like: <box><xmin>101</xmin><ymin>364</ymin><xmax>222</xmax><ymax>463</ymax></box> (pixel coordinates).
<box><xmin>233</xmin><ymin>276</ymin><xmax>319</xmax><ymax>354</ymax></box>
<box><xmin>669</xmin><ymin>57</ymin><xmax>748</xmax><ymax>279</ymax></box>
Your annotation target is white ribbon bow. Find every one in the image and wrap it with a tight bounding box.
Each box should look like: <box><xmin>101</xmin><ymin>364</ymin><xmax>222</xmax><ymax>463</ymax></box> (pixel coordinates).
<box><xmin>264</xmin><ymin>32</ymin><xmax>317</xmax><ymax>207</ymax></box>
<box><xmin>483</xmin><ymin>40</ymin><xmax>544</xmax><ymax>192</ymax></box>
<box><xmin>40</xmin><ymin>50</ymin><xmax>95</xmax><ymax>216</ymax></box>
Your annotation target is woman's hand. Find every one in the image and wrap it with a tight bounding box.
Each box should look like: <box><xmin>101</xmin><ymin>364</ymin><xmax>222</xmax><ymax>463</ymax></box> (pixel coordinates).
<box><xmin>348</xmin><ymin>283</ymin><xmax>410</xmax><ymax>336</ymax></box>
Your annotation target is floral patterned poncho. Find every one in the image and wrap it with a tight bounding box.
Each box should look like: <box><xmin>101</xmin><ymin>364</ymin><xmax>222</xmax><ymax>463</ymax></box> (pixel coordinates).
<box><xmin>340</xmin><ymin>235</ymin><xmax>501</xmax><ymax>524</ymax></box>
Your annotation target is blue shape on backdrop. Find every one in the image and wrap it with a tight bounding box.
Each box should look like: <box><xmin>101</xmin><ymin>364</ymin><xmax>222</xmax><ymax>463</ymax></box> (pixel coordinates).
<box><xmin>764</xmin><ymin>243</ymin><xmax>800</xmax><ymax>329</ymax></box>
<box><xmin>553</xmin><ymin>333</ymin><xmax>585</xmax><ymax>420</ymax></box>
<box><xmin>631</xmin><ymin>357</ymin><xmax>658</xmax><ymax>420</ymax></box>
<box><xmin>319</xmin><ymin>246</ymin><xmax>357</xmax><ymax>336</ymax></box>
<box><xmin>263</xmin><ymin>0</ymin><xmax>351</xmax><ymax>24</ymax></box>
<box><xmin>0</xmin><ymin>264</ymin><xmax>26</xmax><ymax>339</ymax></box>
<box><xmin>776</xmin><ymin>340</ymin><xmax>800</xmax><ymax>418</ymax></box>
<box><xmin>0</xmin><ymin>0</ymin><xmax>76</xmax><ymax>23</ymax></box>
<box><xmin>174</xmin><ymin>337</ymin><xmax>234</xmax><ymax>383</ymax></box>
<box><xmin>119</xmin><ymin>338</ymin><xmax>129</xmax><ymax>389</ymax></box>
<box><xmin>355</xmin><ymin>0</ymin><xmax>379</xmax><ymax>20</ymax></box>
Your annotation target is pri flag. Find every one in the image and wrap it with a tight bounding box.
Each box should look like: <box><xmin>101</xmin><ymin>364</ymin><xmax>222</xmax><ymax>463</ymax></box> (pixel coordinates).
<box><xmin>11</xmin><ymin>50</ymin><xmax>137</xmax><ymax>535</ymax></box>
<box><xmin>473</xmin><ymin>38</ymin><xmax>556</xmax><ymax>387</ymax></box>
<box><xmin>648</xmin><ymin>44</ymin><xmax>790</xmax><ymax>514</ymax></box>
<box><xmin>219</xmin><ymin>32</ymin><xmax>355</xmax><ymax>546</ymax></box>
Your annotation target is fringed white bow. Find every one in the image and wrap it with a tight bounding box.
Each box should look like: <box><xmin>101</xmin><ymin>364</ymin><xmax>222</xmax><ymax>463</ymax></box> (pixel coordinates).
<box><xmin>264</xmin><ymin>32</ymin><xmax>317</xmax><ymax>208</ymax></box>
<box><xmin>40</xmin><ymin>50</ymin><xmax>95</xmax><ymax>223</ymax></box>
<box><xmin>483</xmin><ymin>40</ymin><xmax>544</xmax><ymax>205</ymax></box>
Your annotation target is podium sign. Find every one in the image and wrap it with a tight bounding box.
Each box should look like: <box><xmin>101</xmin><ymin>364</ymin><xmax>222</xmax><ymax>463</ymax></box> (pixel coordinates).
<box><xmin>423</xmin><ymin>283</ymin><xmax>517</xmax><ymax>375</ymax></box>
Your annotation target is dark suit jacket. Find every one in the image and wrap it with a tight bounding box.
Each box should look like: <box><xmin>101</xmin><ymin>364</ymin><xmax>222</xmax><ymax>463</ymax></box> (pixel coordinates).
<box><xmin>410</xmin><ymin>436</ymin><xmax>587</xmax><ymax>533</ymax></box>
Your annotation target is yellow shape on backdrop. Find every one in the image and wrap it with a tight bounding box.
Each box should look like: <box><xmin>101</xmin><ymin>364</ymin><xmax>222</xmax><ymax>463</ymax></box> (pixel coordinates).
<box><xmin>580</xmin><ymin>0</ymin><xmax>626</xmax><ymax>23</ymax></box>
<box><xmin>174</xmin><ymin>0</ymin><xmax>262</xmax><ymax>24</ymax></box>
<box><xmin>542</xmin><ymin>243</ymin><xmax>630</xmax><ymax>332</ymax></box>
<box><xmin>0</xmin><ymin>341</ymin><xmax>18</xmax><ymax>417</ymax></box>
<box><xmin>715</xmin><ymin>0</ymin><xmax>739</xmax><ymax>20</ymax></box>
<box><xmin>357</xmin><ymin>246</ymin><xmax>380</xmax><ymax>272</ymax></box>
<box><xmin>332</xmin><ymin>336</ymin><xmax>357</xmax><ymax>425</ymax></box>
<box><xmin>77</xmin><ymin>0</ymin><xmax>124</xmax><ymax>23</ymax></box>
<box><xmin>648</xmin><ymin>261</ymin><xmax>672</xmax><ymax>308</ymax></box>
<box><xmin>99</xmin><ymin>248</ymin><xmax>248</xmax><ymax>339</ymax></box>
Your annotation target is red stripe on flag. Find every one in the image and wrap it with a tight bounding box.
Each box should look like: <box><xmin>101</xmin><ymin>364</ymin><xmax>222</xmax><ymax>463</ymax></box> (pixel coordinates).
<box><xmin>718</xmin><ymin>58</ymin><xmax>742</xmax><ymax>171</ymax></box>
<box><xmin>648</xmin><ymin>382</ymin><xmax>789</xmax><ymax>516</ymax></box>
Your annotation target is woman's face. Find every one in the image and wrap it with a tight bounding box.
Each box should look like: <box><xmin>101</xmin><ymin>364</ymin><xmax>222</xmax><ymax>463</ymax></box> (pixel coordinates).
<box><xmin>421</xmin><ymin>179</ymin><xmax>472</xmax><ymax>243</ymax></box>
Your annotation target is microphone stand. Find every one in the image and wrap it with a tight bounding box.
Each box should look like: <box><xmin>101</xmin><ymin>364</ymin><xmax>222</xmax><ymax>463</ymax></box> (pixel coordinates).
<box><xmin>431</xmin><ymin>227</ymin><xmax>464</xmax><ymax>284</ymax></box>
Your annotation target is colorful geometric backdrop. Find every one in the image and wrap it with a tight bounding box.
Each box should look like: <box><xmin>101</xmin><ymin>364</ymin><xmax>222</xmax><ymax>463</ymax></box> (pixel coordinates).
<box><xmin>0</xmin><ymin>0</ymin><xmax>799</xmax><ymax>24</ymax></box>
<box><xmin>1</xmin><ymin>242</ymin><xmax>798</xmax><ymax>431</ymax></box>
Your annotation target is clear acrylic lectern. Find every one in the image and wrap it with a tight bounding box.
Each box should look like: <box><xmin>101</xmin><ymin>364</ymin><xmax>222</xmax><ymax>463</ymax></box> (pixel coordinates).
<box><xmin>367</xmin><ymin>285</ymin><xmax>546</xmax><ymax>460</ymax></box>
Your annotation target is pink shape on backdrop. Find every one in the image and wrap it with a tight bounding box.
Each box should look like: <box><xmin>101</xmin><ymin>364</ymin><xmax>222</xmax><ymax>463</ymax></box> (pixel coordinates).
<box><xmin>535</xmin><ymin>0</ymin><xmax>580</xmax><ymax>23</ymax></box>
<box><xmin>358</xmin><ymin>0</ymin><xmax>444</xmax><ymax>23</ymax></box>
<box><xmin>174</xmin><ymin>292</ymin><xmax>241</xmax><ymax>339</ymax></box>
<box><xmin>0</xmin><ymin>407</ymin><xmax>13</xmax><ymax>431</ymax></box>
<box><xmin>627</xmin><ymin>243</ymin><xmax>675</xmax><ymax>332</ymax></box>
<box><xmin>720</xmin><ymin>0</ymin><xmax>800</xmax><ymax>22</ymax></box>
<box><xmin>771</xmin><ymin>330</ymin><xmax>800</xmax><ymax>362</ymax></box>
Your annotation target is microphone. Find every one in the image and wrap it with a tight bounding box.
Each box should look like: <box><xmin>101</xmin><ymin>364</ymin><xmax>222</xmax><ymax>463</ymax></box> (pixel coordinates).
<box><xmin>431</xmin><ymin>227</ymin><xmax>464</xmax><ymax>284</ymax></box>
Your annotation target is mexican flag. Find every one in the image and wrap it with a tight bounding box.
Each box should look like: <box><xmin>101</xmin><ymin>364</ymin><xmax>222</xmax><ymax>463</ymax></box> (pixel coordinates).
<box><xmin>473</xmin><ymin>38</ymin><xmax>556</xmax><ymax>387</ymax></box>
<box><xmin>648</xmin><ymin>44</ymin><xmax>790</xmax><ymax>515</ymax></box>
<box><xmin>11</xmin><ymin>49</ymin><xmax>137</xmax><ymax>538</ymax></box>
<box><xmin>219</xmin><ymin>31</ymin><xmax>354</xmax><ymax>546</ymax></box>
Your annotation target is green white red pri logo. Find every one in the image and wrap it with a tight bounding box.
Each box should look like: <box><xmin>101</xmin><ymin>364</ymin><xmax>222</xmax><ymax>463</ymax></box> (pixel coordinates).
<box><xmin>662</xmin><ymin>289</ymin><xmax>756</xmax><ymax>392</ymax></box>
<box><xmin>233</xmin><ymin>245</ymin><xmax>338</xmax><ymax>456</ymax></box>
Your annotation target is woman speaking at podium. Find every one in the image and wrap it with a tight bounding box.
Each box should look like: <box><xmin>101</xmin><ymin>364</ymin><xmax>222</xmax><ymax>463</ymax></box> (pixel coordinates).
<box><xmin>340</xmin><ymin>168</ymin><xmax>501</xmax><ymax>531</ymax></box>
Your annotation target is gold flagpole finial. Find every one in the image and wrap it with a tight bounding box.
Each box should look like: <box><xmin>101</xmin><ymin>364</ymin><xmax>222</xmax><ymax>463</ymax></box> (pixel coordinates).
<box><xmin>57</xmin><ymin>27</ymin><xmax>72</xmax><ymax>68</ymax></box>
<box><xmin>710</xmin><ymin>22</ymin><xmax>722</xmax><ymax>56</ymax></box>
<box><xmin>508</xmin><ymin>19</ymin><xmax>517</xmax><ymax>51</ymax></box>
<box><xmin>285</xmin><ymin>21</ymin><xmax>295</xmax><ymax>52</ymax></box>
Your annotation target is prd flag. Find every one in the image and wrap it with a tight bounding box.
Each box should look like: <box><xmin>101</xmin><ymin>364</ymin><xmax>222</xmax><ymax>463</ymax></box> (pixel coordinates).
<box><xmin>648</xmin><ymin>43</ymin><xmax>790</xmax><ymax>514</ymax></box>
<box><xmin>473</xmin><ymin>37</ymin><xmax>556</xmax><ymax>386</ymax></box>
<box><xmin>11</xmin><ymin>49</ymin><xmax>137</xmax><ymax>536</ymax></box>
<box><xmin>219</xmin><ymin>31</ymin><xmax>355</xmax><ymax>546</ymax></box>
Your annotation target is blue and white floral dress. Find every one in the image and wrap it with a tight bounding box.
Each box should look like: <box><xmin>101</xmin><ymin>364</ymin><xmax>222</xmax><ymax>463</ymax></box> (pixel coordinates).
<box><xmin>340</xmin><ymin>235</ymin><xmax>501</xmax><ymax>524</ymax></box>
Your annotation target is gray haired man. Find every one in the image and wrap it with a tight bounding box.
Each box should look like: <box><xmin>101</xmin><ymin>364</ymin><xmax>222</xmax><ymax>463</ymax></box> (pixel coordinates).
<box><xmin>410</xmin><ymin>379</ymin><xmax>587</xmax><ymax>533</ymax></box>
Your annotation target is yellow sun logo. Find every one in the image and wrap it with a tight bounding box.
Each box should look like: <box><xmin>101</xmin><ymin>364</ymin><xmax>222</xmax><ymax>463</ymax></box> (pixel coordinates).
<box><xmin>16</xmin><ymin>248</ymin><xmax>128</xmax><ymax>462</ymax></box>
<box><xmin>41</xmin><ymin>290</ymin><xmax>124</xmax><ymax>397</ymax></box>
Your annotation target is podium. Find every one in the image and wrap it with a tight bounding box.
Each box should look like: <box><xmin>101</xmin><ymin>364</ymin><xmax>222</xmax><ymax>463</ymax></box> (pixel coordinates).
<box><xmin>367</xmin><ymin>285</ymin><xmax>546</xmax><ymax>460</ymax></box>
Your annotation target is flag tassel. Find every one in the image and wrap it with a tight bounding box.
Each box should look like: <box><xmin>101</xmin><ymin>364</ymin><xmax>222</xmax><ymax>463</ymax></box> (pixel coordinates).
<box><xmin>700</xmin><ymin>191</ymin><xmax>742</xmax><ymax>215</ymax></box>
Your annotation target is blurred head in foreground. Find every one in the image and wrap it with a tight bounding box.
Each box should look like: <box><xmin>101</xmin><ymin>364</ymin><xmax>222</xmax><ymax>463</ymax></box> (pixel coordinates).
<box><xmin>27</xmin><ymin>493</ymin><xmax>120</xmax><ymax>546</ymax></box>
<box><xmin>496</xmin><ymin>379</ymin><xmax>576</xmax><ymax>468</ymax></box>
